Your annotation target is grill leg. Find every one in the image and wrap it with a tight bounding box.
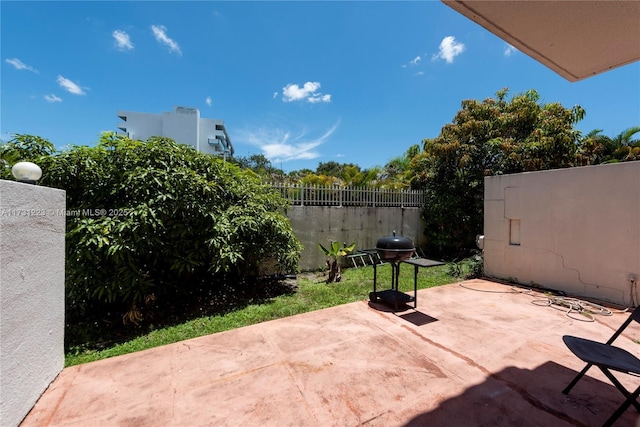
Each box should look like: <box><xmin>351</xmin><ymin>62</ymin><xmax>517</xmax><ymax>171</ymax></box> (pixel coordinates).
<box><xmin>413</xmin><ymin>265</ymin><xmax>418</xmax><ymax>308</ymax></box>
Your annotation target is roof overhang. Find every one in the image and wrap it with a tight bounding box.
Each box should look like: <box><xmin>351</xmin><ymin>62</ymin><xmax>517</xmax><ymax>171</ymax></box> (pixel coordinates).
<box><xmin>442</xmin><ymin>0</ymin><xmax>640</xmax><ymax>82</ymax></box>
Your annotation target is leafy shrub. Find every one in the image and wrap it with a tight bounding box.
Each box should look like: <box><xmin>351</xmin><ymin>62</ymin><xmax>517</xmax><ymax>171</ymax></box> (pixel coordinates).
<box><xmin>0</xmin><ymin>134</ymin><xmax>55</xmax><ymax>179</ymax></box>
<box><xmin>447</xmin><ymin>250</ymin><xmax>484</xmax><ymax>279</ymax></box>
<box><xmin>32</xmin><ymin>133</ymin><xmax>302</xmax><ymax>327</ymax></box>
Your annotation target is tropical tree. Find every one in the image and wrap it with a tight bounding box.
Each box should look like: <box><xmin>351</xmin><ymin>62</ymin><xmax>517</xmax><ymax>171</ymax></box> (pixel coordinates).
<box><xmin>233</xmin><ymin>153</ymin><xmax>286</xmax><ymax>181</ymax></box>
<box><xmin>612</xmin><ymin>126</ymin><xmax>640</xmax><ymax>147</ymax></box>
<box><xmin>316</xmin><ymin>161</ymin><xmax>352</xmax><ymax>177</ymax></box>
<box><xmin>300</xmin><ymin>172</ymin><xmax>342</xmax><ymax>187</ymax></box>
<box><xmin>577</xmin><ymin>126</ymin><xmax>640</xmax><ymax>164</ymax></box>
<box><xmin>340</xmin><ymin>164</ymin><xmax>382</xmax><ymax>187</ymax></box>
<box><xmin>380</xmin><ymin>144</ymin><xmax>421</xmax><ymax>189</ymax></box>
<box><xmin>318</xmin><ymin>241</ymin><xmax>356</xmax><ymax>283</ymax></box>
<box><xmin>576</xmin><ymin>129</ymin><xmax>612</xmax><ymax>165</ymax></box>
<box><xmin>610</xmin><ymin>126</ymin><xmax>640</xmax><ymax>162</ymax></box>
<box><xmin>409</xmin><ymin>88</ymin><xmax>585</xmax><ymax>257</ymax></box>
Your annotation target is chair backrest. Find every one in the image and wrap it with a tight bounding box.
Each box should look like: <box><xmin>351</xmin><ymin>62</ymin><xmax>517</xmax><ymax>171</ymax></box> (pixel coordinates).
<box><xmin>606</xmin><ymin>305</ymin><xmax>640</xmax><ymax>345</ymax></box>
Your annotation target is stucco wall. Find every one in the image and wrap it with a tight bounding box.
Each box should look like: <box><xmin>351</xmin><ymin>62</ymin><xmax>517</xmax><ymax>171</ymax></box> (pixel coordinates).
<box><xmin>163</xmin><ymin>107</ymin><xmax>199</xmax><ymax>151</ymax></box>
<box><xmin>285</xmin><ymin>206</ymin><xmax>426</xmax><ymax>271</ymax></box>
<box><xmin>0</xmin><ymin>180</ymin><xmax>66</xmax><ymax>427</ymax></box>
<box><xmin>483</xmin><ymin>162</ymin><xmax>640</xmax><ymax>306</ymax></box>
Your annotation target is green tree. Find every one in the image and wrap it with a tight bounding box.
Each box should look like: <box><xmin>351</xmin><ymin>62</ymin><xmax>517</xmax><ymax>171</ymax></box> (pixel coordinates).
<box><xmin>576</xmin><ymin>129</ymin><xmax>612</xmax><ymax>165</ymax></box>
<box><xmin>315</xmin><ymin>161</ymin><xmax>363</xmax><ymax>179</ymax></box>
<box><xmin>38</xmin><ymin>132</ymin><xmax>302</xmax><ymax>325</ymax></box>
<box><xmin>300</xmin><ymin>172</ymin><xmax>342</xmax><ymax>186</ymax></box>
<box><xmin>380</xmin><ymin>144</ymin><xmax>421</xmax><ymax>189</ymax></box>
<box><xmin>409</xmin><ymin>89</ymin><xmax>584</xmax><ymax>257</ymax></box>
<box><xmin>233</xmin><ymin>153</ymin><xmax>286</xmax><ymax>181</ymax></box>
<box><xmin>577</xmin><ymin>126</ymin><xmax>640</xmax><ymax>164</ymax></box>
<box><xmin>340</xmin><ymin>165</ymin><xmax>382</xmax><ymax>187</ymax></box>
<box><xmin>609</xmin><ymin>126</ymin><xmax>640</xmax><ymax>162</ymax></box>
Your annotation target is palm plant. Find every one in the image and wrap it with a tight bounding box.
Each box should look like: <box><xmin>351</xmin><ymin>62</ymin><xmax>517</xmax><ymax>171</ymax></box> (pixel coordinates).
<box><xmin>578</xmin><ymin>127</ymin><xmax>640</xmax><ymax>164</ymax></box>
<box><xmin>318</xmin><ymin>241</ymin><xmax>356</xmax><ymax>283</ymax></box>
<box><xmin>611</xmin><ymin>126</ymin><xmax>640</xmax><ymax>161</ymax></box>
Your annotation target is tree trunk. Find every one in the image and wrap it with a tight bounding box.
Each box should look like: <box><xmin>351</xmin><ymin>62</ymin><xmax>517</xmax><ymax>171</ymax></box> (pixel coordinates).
<box><xmin>326</xmin><ymin>259</ymin><xmax>342</xmax><ymax>283</ymax></box>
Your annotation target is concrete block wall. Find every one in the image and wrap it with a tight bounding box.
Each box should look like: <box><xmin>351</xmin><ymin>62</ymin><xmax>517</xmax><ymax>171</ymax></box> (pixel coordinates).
<box><xmin>285</xmin><ymin>206</ymin><xmax>426</xmax><ymax>271</ymax></box>
<box><xmin>0</xmin><ymin>180</ymin><xmax>66</xmax><ymax>427</ymax></box>
<box><xmin>483</xmin><ymin>162</ymin><xmax>640</xmax><ymax>306</ymax></box>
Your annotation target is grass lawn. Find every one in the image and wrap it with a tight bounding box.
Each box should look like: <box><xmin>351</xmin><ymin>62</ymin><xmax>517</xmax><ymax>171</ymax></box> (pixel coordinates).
<box><xmin>65</xmin><ymin>262</ymin><xmax>460</xmax><ymax>367</ymax></box>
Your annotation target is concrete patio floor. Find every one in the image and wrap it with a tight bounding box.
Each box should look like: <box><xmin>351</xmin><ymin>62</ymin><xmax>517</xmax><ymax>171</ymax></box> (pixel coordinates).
<box><xmin>22</xmin><ymin>279</ymin><xmax>640</xmax><ymax>427</ymax></box>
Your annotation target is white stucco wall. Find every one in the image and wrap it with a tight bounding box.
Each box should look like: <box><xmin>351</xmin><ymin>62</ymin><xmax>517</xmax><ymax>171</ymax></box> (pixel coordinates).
<box><xmin>483</xmin><ymin>162</ymin><xmax>640</xmax><ymax>306</ymax></box>
<box><xmin>286</xmin><ymin>206</ymin><xmax>426</xmax><ymax>271</ymax></box>
<box><xmin>162</xmin><ymin>106</ymin><xmax>199</xmax><ymax>151</ymax></box>
<box><xmin>117</xmin><ymin>107</ymin><xmax>233</xmax><ymax>157</ymax></box>
<box><xmin>0</xmin><ymin>180</ymin><xmax>66</xmax><ymax>427</ymax></box>
<box><xmin>117</xmin><ymin>111</ymin><xmax>163</xmax><ymax>141</ymax></box>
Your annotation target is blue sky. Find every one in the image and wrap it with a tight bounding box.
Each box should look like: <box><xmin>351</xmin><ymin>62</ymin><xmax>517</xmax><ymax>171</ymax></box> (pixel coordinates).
<box><xmin>2</xmin><ymin>1</ymin><xmax>639</xmax><ymax>173</ymax></box>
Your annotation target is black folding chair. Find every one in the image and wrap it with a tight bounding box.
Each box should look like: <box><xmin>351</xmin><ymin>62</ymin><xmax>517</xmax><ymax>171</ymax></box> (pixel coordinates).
<box><xmin>562</xmin><ymin>305</ymin><xmax>640</xmax><ymax>427</ymax></box>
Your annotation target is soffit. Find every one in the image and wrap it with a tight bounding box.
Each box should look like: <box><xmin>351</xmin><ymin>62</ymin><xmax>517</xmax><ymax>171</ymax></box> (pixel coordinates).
<box><xmin>442</xmin><ymin>0</ymin><xmax>640</xmax><ymax>81</ymax></box>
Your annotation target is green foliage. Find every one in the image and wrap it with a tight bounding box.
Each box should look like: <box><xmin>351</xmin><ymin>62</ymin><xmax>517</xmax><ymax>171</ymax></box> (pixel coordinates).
<box><xmin>233</xmin><ymin>153</ymin><xmax>287</xmax><ymax>181</ymax></box>
<box><xmin>313</xmin><ymin>161</ymin><xmax>382</xmax><ymax>187</ymax></box>
<box><xmin>447</xmin><ymin>251</ymin><xmax>484</xmax><ymax>279</ymax></box>
<box><xmin>0</xmin><ymin>134</ymin><xmax>56</xmax><ymax>179</ymax></box>
<box><xmin>380</xmin><ymin>144</ymin><xmax>421</xmax><ymax>189</ymax></box>
<box><xmin>577</xmin><ymin>126</ymin><xmax>640</xmax><ymax>165</ymax></box>
<box><xmin>318</xmin><ymin>241</ymin><xmax>356</xmax><ymax>283</ymax></box>
<box><xmin>316</xmin><ymin>161</ymin><xmax>356</xmax><ymax>177</ymax></box>
<box><xmin>410</xmin><ymin>89</ymin><xmax>585</xmax><ymax>257</ymax></box>
<box><xmin>318</xmin><ymin>241</ymin><xmax>356</xmax><ymax>260</ymax></box>
<box><xmin>301</xmin><ymin>173</ymin><xmax>342</xmax><ymax>187</ymax></box>
<box><xmin>37</xmin><ymin>132</ymin><xmax>302</xmax><ymax>327</ymax></box>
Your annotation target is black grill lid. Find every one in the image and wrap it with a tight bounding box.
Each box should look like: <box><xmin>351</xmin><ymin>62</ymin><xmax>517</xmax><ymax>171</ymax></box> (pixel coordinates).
<box><xmin>376</xmin><ymin>231</ymin><xmax>414</xmax><ymax>250</ymax></box>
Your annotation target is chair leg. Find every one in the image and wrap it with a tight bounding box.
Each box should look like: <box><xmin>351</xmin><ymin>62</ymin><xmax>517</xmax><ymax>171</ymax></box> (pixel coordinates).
<box><xmin>600</xmin><ymin>367</ymin><xmax>640</xmax><ymax>413</ymax></box>
<box><xmin>602</xmin><ymin>384</ymin><xmax>640</xmax><ymax>427</ymax></box>
<box><xmin>563</xmin><ymin>363</ymin><xmax>593</xmax><ymax>394</ymax></box>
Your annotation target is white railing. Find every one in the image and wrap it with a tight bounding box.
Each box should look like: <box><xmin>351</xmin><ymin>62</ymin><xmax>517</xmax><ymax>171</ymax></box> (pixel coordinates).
<box><xmin>272</xmin><ymin>183</ymin><xmax>424</xmax><ymax>207</ymax></box>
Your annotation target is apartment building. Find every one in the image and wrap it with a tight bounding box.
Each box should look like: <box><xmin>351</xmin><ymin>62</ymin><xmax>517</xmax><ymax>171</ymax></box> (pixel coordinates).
<box><xmin>116</xmin><ymin>106</ymin><xmax>234</xmax><ymax>158</ymax></box>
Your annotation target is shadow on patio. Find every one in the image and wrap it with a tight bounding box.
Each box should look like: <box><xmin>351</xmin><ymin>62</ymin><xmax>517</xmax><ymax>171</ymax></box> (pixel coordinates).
<box><xmin>403</xmin><ymin>361</ymin><xmax>632</xmax><ymax>427</ymax></box>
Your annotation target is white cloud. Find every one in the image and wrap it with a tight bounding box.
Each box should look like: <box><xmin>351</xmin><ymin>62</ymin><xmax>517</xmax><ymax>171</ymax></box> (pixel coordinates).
<box><xmin>308</xmin><ymin>94</ymin><xmax>331</xmax><ymax>104</ymax></box>
<box><xmin>113</xmin><ymin>30</ymin><xmax>134</xmax><ymax>51</ymax></box>
<box><xmin>273</xmin><ymin>92</ymin><xmax>279</xmax><ymax>99</ymax></box>
<box><xmin>5</xmin><ymin>58</ymin><xmax>38</xmax><ymax>73</ymax></box>
<box><xmin>44</xmin><ymin>94</ymin><xmax>62</xmax><ymax>103</ymax></box>
<box><xmin>504</xmin><ymin>43</ymin><xmax>518</xmax><ymax>57</ymax></box>
<box><xmin>205</xmin><ymin>96</ymin><xmax>212</xmax><ymax>106</ymax></box>
<box><xmin>432</xmin><ymin>36</ymin><xmax>465</xmax><ymax>63</ymax></box>
<box><xmin>414</xmin><ymin>71</ymin><xmax>424</xmax><ymax>77</ymax></box>
<box><xmin>151</xmin><ymin>25</ymin><xmax>182</xmax><ymax>55</ymax></box>
<box><xmin>237</xmin><ymin>121</ymin><xmax>340</xmax><ymax>163</ymax></box>
<box><xmin>282</xmin><ymin>81</ymin><xmax>331</xmax><ymax>103</ymax></box>
<box><xmin>56</xmin><ymin>75</ymin><xmax>87</xmax><ymax>95</ymax></box>
<box><xmin>402</xmin><ymin>55</ymin><xmax>422</xmax><ymax>69</ymax></box>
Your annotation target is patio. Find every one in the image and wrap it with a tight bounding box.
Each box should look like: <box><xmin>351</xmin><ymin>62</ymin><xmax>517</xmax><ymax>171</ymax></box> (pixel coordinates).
<box><xmin>22</xmin><ymin>279</ymin><xmax>640</xmax><ymax>426</ymax></box>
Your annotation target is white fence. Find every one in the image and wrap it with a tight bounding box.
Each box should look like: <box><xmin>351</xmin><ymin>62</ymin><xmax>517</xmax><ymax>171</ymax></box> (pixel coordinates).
<box><xmin>272</xmin><ymin>183</ymin><xmax>425</xmax><ymax>208</ymax></box>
